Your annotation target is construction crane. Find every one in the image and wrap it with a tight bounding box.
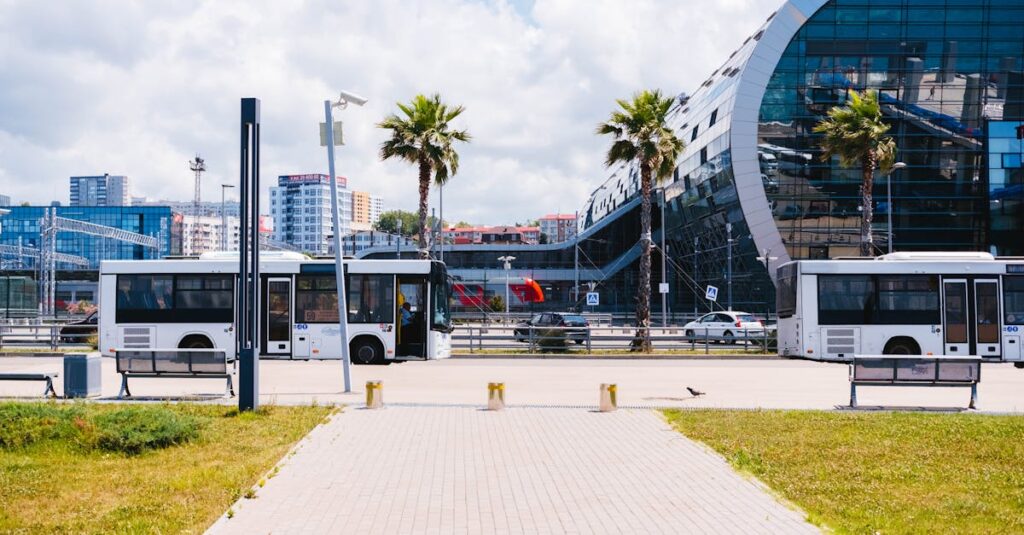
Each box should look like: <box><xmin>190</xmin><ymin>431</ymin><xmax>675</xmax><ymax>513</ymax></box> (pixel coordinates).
<box><xmin>37</xmin><ymin>208</ymin><xmax>160</xmax><ymax>315</ymax></box>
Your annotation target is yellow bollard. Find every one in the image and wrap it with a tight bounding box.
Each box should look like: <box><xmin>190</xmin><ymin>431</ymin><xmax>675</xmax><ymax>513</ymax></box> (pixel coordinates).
<box><xmin>487</xmin><ymin>382</ymin><xmax>505</xmax><ymax>411</ymax></box>
<box><xmin>599</xmin><ymin>383</ymin><xmax>617</xmax><ymax>412</ymax></box>
<box><xmin>366</xmin><ymin>380</ymin><xmax>383</xmax><ymax>409</ymax></box>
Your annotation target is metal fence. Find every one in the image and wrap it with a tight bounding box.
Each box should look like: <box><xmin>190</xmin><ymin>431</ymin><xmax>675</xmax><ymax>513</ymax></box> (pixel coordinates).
<box><xmin>453</xmin><ymin>325</ymin><xmax>776</xmax><ymax>354</ymax></box>
<box><xmin>0</xmin><ymin>319</ymin><xmax>96</xmax><ymax>350</ymax></box>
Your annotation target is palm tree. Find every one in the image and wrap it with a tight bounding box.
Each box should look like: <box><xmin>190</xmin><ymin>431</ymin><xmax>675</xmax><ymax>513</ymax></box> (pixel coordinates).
<box><xmin>813</xmin><ymin>89</ymin><xmax>897</xmax><ymax>256</ymax></box>
<box><xmin>378</xmin><ymin>94</ymin><xmax>471</xmax><ymax>259</ymax></box>
<box><xmin>597</xmin><ymin>90</ymin><xmax>685</xmax><ymax>351</ymax></box>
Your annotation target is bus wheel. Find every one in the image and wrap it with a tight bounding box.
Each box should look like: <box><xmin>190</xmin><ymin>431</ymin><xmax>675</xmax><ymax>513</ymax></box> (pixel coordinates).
<box><xmin>350</xmin><ymin>337</ymin><xmax>386</xmax><ymax>365</ymax></box>
<box><xmin>178</xmin><ymin>335</ymin><xmax>213</xmax><ymax>349</ymax></box>
<box><xmin>1014</xmin><ymin>362</ymin><xmax>1024</xmax><ymax>370</ymax></box>
<box><xmin>883</xmin><ymin>337</ymin><xmax>920</xmax><ymax>355</ymax></box>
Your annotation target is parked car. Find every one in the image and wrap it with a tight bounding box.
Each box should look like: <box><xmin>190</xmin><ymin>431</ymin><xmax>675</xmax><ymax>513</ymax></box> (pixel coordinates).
<box><xmin>514</xmin><ymin>313</ymin><xmax>590</xmax><ymax>345</ymax></box>
<box><xmin>682</xmin><ymin>311</ymin><xmax>765</xmax><ymax>344</ymax></box>
<box><xmin>59</xmin><ymin>311</ymin><xmax>98</xmax><ymax>343</ymax></box>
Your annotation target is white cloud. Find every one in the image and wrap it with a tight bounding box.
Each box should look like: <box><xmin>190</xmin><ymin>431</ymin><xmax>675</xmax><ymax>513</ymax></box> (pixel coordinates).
<box><xmin>0</xmin><ymin>0</ymin><xmax>774</xmax><ymax>224</ymax></box>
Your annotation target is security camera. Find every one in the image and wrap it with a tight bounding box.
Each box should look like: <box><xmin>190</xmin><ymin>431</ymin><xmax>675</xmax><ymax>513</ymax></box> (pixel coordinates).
<box><xmin>338</xmin><ymin>90</ymin><xmax>368</xmax><ymax>107</ymax></box>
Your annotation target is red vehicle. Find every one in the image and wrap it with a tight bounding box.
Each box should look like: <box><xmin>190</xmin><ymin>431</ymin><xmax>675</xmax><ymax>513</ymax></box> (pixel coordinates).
<box><xmin>452</xmin><ymin>277</ymin><xmax>544</xmax><ymax>308</ymax></box>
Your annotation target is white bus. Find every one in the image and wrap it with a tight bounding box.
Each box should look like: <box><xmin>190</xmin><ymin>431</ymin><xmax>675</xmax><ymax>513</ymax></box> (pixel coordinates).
<box><xmin>776</xmin><ymin>252</ymin><xmax>1024</xmax><ymax>366</ymax></box>
<box><xmin>98</xmin><ymin>252</ymin><xmax>454</xmax><ymax>364</ymax></box>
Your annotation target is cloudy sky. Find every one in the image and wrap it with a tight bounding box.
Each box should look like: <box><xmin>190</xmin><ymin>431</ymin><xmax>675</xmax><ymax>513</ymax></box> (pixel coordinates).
<box><xmin>0</xmin><ymin>0</ymin><xmax>774</xmax><ymax>224</ymax></box>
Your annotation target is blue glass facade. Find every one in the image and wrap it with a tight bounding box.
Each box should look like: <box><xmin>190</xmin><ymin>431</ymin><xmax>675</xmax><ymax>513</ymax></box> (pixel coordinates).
<box><xmin>378</xmin><ymin>0</ymin><xmax>1024</xmax><ymax>316</ymax></box>
<box><xmin>0</xmin><ymin>206</ymin><xmax>175</xmax><ymax>270</ymax></box>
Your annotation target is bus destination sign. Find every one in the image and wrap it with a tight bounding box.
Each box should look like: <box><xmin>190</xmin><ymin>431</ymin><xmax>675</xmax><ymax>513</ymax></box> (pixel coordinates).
<box><xmin>1008</xmin><ymin>265</ymin><xmax>1024</xmax><ymax>274</ymax></box>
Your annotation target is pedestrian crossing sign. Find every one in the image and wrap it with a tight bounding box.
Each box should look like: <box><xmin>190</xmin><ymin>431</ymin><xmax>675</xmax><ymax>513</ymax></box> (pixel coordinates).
<box><xmin>705</xmin><ymin>285</ymin><xmax>719</xmax><ymax>302</ymax></box>
<box><xmin>586</xmin><ymin>292</ymin><xmax>600</xmax><ymax>306</ymax></box>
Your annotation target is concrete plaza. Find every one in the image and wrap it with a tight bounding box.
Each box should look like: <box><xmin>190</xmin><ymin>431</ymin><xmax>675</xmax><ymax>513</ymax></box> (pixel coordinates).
<box><xmin>206</xmin><ymin>406</ymin><xmax>818</xmax><ymax>534</ymax></box>
<box><xmin>1</xmin><ymin>355</ymin><xmax>1022</xmax><ymax>411</ymax></box>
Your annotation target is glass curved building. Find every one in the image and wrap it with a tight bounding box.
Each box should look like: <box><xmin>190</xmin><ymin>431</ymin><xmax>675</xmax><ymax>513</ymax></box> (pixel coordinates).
<box><xmin>366</xmin><ymin>0</ymin><xmax>1024</xmax><ymax>316</ymax></box>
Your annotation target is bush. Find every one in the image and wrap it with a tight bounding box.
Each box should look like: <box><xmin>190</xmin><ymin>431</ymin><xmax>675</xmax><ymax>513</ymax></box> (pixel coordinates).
<box><xmin>85</xmin><ymin>334</ymin><xmax>99</xmax><ymax>350</ymax></box>
<box><xmin>0</xmin><ymin>403</ymin><xmax>88</xmax><ymax>448</ymax></box>
<box><xmin>93</xmin><ymin>406</ymin><xmax>201</xmax><ymax>455</ymax></box>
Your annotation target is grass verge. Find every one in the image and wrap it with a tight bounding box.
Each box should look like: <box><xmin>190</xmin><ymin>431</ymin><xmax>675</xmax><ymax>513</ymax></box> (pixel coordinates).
<box><xmin>662</xmin><ymin>409</ymin><xmax>1024</xmax><ymax>534</ymax></box>
<box><xmin>0</xmin><ymin>402</ymin><xmax>334</xmax><ymax>533</ymax></box>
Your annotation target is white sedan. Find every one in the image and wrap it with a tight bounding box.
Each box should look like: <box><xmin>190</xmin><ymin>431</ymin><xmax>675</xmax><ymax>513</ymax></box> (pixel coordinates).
<box><xmin>683</xmin><ymin>311</ymin><xmax>767</xmax><ymax>344</ymax></box>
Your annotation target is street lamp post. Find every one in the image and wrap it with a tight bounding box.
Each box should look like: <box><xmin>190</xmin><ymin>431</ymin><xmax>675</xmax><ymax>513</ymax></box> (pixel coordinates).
<box><xmin>660</xmin><ymin>189</ymin><xmax>668</xmax><ymax>327</ymax></box>
<box><xmin>885</xmin><ymin>162</ymin><xmax>907</xmax><ymax>254</ymax></box>
<box><xmin>726</xmin><ymin>222</ymin><xmax>733</xmax><ymax>312</ymax></box>
<box><xmin>221</xmin><ymin>184</ymin><xmax>235</xmax><ymax>251</ymax></box>
<box><xmin>498</xmin><ymin>255</ymin><xmax>515</xmax><ymax>320</ymax></box>
<box><xmin>322</xmin><ymin>90</ymin><xmax>367</xmax><ymax>394</ymax></box>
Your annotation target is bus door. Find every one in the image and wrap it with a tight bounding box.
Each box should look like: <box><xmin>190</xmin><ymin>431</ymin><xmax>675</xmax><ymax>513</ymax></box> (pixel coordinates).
<box><xmin>942</xmin><ymin>278</ymin><xmax>1002</xmax><ymax>358</ymax></box>
<box><xmin>265</xmin><ymin>277</ymin><xmax>292</xmax><ymax>355</ymax></box>
<box><xmin>974</xmin><ymin>279</ymin><xmax>1001</xmax><ymax>358</ymax></box>
<box><xmin>396</xmin><ymin>276</ymin><xmax>427</xmax><ymax>359</ymax></box>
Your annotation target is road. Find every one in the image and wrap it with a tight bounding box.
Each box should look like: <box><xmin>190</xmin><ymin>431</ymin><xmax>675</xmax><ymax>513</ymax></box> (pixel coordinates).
<box><xmin>2</xmin><ymin>355</ymin><xmax>1022</xmax><ymax>412</ymax></box>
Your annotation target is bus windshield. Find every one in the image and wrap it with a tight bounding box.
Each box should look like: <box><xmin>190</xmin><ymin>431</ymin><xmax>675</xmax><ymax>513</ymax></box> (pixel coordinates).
<box><xmin>431</xmin><ymin>262</ymin><xmax>453</xmax><ymax>332</ymax></box>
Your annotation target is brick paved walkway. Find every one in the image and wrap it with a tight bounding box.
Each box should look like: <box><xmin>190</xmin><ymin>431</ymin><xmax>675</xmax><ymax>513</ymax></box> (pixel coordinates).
<box><xmin>207</xmin><ymin>407</ymin><xmax>817</xmax><ymax>534</ymax></box>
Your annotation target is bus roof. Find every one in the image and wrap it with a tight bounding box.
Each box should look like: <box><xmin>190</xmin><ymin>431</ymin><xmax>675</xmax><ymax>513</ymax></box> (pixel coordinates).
<box><xmin>782</xmin><ymin>252</ymin><xmax>1023</xmax><ymax>276</ymax></box>
<box><xmin>100</xmin><ymin>257</ymin><xmax>437</xmax><ymax>275</ymax></box>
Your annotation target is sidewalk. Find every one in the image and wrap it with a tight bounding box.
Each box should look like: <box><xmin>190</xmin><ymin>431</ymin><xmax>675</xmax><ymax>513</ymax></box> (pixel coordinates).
<box><xmin>207</xmin><ymin>407</ymin><xmax>818</xmax><ymax>534</ymax></box>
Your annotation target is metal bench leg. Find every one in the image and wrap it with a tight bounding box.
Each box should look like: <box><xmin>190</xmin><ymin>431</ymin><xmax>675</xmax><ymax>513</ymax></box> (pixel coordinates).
<box><xmin>969</xmin><ymin>383</ymin><xmax>978</xmax><ymax>410</ymax></box>
<box><xmin>43</xmin><ymin>377</ymin><xmax>56</xmax><ymax>398</ymax></box>
<box><xmin>850</xmin><ymin>382</ymin><xmax>858</xmax><ymax>408</ymax></box>
<box><xmin>226</xmin><ymin>375</ymin><xmax>235</xmax><ymax>398</ymax></box>
<box><xmin>118</xmin><ymin>374</ymin><xmax>131</xmax><ymax>399</ymax></box>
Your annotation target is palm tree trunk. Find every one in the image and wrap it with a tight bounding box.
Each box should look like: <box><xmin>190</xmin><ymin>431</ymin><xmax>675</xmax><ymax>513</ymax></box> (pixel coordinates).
<box><xmin>417</xmin><ymin>156</ymin><xmax>431</xmax><ymax>259</ymax></box>
<box><xmin>860</xmin><ymin>151</ymin><xmax>876</xmax><ymax>257</ymax></box>
<box><xmin>633</xmin><ymin>163</ymin><xmax>653</xmax><ymax>352</ymax></box>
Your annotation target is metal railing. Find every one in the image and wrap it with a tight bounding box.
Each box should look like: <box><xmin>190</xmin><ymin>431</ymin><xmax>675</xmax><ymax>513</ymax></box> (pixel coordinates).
<box><xmin>0</xmin><ymin>321</ymin><xmax>96</xmax><ymax>351</ymax></box>
<box><xmin>453</xmin><ymin>325</ymin><xmax>776</xmax><ymax>354</ymax></box>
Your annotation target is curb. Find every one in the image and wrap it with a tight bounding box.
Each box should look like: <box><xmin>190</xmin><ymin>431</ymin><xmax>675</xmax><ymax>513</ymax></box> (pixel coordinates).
<box><xmin>451</xmin><ymin>353</ymin><xmax>782</xmax><ymax>360</ymax></box>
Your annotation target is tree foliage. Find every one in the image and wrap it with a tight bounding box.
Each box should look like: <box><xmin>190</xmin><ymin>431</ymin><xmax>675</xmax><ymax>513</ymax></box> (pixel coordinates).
<box><xmin>378</xmin><ymin>94</ymin><xmax>470</xmax><ymax>258</ymax></box>
<box><xmin>598</xmin><ymin>89</ymin><xmax>684</xmax><ymax>351</ymax></box>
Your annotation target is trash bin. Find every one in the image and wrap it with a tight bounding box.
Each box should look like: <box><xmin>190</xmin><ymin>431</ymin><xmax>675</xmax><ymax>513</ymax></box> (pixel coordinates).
<box><xmin>64</xmin><ymin>353</ymin><xmax>101</xmax><ymax>398</ymax></box>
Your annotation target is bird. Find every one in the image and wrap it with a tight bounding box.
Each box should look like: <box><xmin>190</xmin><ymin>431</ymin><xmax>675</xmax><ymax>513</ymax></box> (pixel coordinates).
<box><xmin>686</xmin><ymin>386</ymin><xmax>705</xmax><ymax>397</ymax></box>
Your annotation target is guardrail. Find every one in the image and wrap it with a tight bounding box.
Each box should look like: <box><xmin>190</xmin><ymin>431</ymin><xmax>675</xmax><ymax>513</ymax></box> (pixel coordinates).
<box><xmin>453</xmin><ymin>325</ymin><xmax>776</xmax><ymax>354</ymax></box>
<box><xmin>0</xmin><ymin>322</ymin><xmax>96</xmax><ymax>350</ymax></box>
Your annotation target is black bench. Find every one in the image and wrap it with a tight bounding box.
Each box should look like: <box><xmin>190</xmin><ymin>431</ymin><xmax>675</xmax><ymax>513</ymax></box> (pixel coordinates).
<box><xmin>116</xmin><ymin>349</ymin><xmax>235</xmax><ymax>399</ymax></box>
<box><xmin>850</xmin><ymin>355</ymin><xmax>981</xmax><ymax>409</ymax></box>
<box><xmin>0</xmin><ymin>373</ymin><xmax>58</xmax><ymax>397</ymax></box>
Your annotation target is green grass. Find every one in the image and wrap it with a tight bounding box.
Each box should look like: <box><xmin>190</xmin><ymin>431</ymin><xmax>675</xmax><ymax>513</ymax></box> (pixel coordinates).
<box><xmin>0</xmin><ymin>402</ymin><xmax>334</xmax><ymax>533</ymax></box>
<box><xmin>662</xmin><ymin>410</ymin><xmax>1024</xmax><ymax>534</ymax></box>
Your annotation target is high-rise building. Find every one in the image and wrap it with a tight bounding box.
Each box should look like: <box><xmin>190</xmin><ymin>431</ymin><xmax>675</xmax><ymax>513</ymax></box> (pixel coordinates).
<box><xmin>179</xmin><ymin>214</ymin><xmax>240</xmax><ymax>255</ymax></box>
<box><xmin>0</xmin><ymin>194</ymin><xmax>10</xmax><ymax>206</ymax></box>
<box><xmin>69</xmin><ymin>174</ymin><xmax>131</xmax><ymax>207</ymax></box>
<box><xmin>270</xmin><ymin>174</ymin><xmax>352</xmax><ymax>254</ymax></box>
<box><xmin>351</xmin><ymin>190</ymin><xmax>384</xmax><ymax>231</ymax></box>
<box><xmin>538</xmin><ymin>214</ymin><xmax>577</xmax><ymax>243</ymax></box>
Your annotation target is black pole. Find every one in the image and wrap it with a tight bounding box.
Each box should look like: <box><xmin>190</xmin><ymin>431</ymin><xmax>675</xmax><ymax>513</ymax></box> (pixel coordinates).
<box><xmin>238</xmin><ymin>98</ymin><xmax>261</xmax><ymax>411</ymax></box>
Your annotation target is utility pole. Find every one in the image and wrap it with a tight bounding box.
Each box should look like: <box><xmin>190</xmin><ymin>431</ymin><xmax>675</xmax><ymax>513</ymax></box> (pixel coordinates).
<box><xmin>498</xmin><ymin>256</ymin><xmax>515</xmax><ymax>319</ymax></box>
<box><xmin>726</xmin><ymin>222</ymin><xmax>733</xmax><ymax>312</ymax></box>
<box><xmin>395</xmin><ymin>218</ymin><xmax>402</xmax><ymax>259</ymax></box>
<box><xmin>573</xmin><ymin>210</ymin><xmax>579</xmax><ymax>310</ymax></box>
<box><xmin>693</xmin><ymin>236</ymin><xmax>699</xmax><ymax>318</ymax></box>
<box><xmin>660</xmin><ymin>190</ymin><xmax>668</xmax><ymax>327</ymax></box>
<box><xmin>221</xmin><ymin>184</ymin><xmax>234</xmax><ymax>251</ymax></box>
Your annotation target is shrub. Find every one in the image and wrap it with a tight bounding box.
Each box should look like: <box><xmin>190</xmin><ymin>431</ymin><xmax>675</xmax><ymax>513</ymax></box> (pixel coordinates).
<box><xmin>85</xmin><ymin>334</ymin><xmax>99</xmax><ymax>350</ymax></box>
<box><xmin>0</xmin><ymin>403</ymin><xmax>88</xmax><ymax>448</ymax></box>
<box><xmin>94</xmin><ymin>406</ymin><xmax>201</xmax><ymax>455</ymax></box>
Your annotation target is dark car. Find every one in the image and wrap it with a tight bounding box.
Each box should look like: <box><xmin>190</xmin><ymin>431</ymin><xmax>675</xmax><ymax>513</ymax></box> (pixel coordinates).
<box><xmin>59</xmin><ymin>311</ymin><xmax>98</xmax><ymax>343</ymax></box>
<box><xmin>514</xmin><ymin>313</ymin><xmax>590</xmax><ymax>345</ymax></box>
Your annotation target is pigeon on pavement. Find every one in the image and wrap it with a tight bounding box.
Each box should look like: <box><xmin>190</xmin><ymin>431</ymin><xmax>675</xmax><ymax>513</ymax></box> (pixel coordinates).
<box><xmin>686</xmin><ymin>386</ymin><xmax>705</xmax><ymax>397</ymax></box>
